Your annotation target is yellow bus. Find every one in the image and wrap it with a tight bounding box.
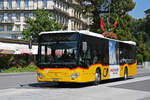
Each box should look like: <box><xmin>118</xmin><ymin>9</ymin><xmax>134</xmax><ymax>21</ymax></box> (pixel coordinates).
<box><xmin>36</xmin><ymin>30</ymin><xmax>137</xmax><ymax>85</ymax></box>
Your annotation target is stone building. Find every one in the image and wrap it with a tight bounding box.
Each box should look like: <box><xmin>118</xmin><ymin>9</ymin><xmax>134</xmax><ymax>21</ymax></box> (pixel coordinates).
<box><xmin>0</xmin><ymin>0</ymin><xmax>90</xmax><ymax>39</ymax></box>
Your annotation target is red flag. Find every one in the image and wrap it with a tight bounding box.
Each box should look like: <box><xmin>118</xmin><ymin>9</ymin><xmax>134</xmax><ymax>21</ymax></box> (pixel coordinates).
<box><xmin>100</xmin><ymin>17</ymin><xmax>105</xmax><ymax>31</ymax></box>
<box><xmin>113</xmin><ymin>18</ymin><xmax>118</xmax><ymax>28</ymax></box>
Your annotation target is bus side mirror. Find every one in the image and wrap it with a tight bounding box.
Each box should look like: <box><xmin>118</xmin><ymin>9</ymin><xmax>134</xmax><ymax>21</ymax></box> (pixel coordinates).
<box><xmin>82</xmin><ymin>42</ymin><xmax>87</xmax><ymax>53</ymax></box>
<box><xmin>29</xmin><ymin>39</ymin><xmax>32</xmax><ymax>49</ymax></box>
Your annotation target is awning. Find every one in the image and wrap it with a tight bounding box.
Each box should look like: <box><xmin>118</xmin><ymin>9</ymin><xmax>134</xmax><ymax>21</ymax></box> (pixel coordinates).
<box><xmin>14</xmin><ymin>49</ymin><xmax>32</xmax><ymax>54</ymax></box>
<box><xmin>0</xmin><ymin>49</ymin><xmax>15</xmax><ymax>54</ymax></box>
<box><xmin>0</xmin><ymin>42</ymin><xmax>38</xmax><ymax>54</ymax></box>
<box><xmin>20</xmin><ymin>49</ymin><xmax>32</xmax><ymax>54</ymax></box>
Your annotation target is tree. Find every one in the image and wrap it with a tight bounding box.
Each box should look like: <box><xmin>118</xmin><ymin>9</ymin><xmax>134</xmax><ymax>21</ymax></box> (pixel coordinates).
<box><xmin>80</xmin><ymin>0</ymin><xmax>135</xmax><ymax>41</ymax></box>
<box><xmin>80</xmin><ymin>0</ymin><xmax>107</xmax><ymax>32</ymax></box>
<box><xmin>22</xmin><ymin>9</ymin><xmax>62</xmax><ymax>40</ymax></box>
<box><xmin>114</xmin><ymin>14</ymin><xmax>133</xmax><ymax>40</ymax></box>
<box><xmin>130</xmin><ymin>8</ymin><xmax>150</xmax><ymax>60</ymax></box>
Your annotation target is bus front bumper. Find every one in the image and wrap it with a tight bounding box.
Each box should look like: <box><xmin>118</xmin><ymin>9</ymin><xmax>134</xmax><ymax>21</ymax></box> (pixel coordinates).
<box><xmin>37</xmin><ymin>68</ymin><xmax>94</xmax><ymax>83</ymax></box>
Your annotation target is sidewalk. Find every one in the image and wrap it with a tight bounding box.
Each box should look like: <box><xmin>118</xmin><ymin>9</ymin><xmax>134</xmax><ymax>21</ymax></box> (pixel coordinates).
<box><xmin>0</xmin><ymin>72</ymin><xmax>36</xmax><ymax>77</ymax></box>
<box><xmin>137</xmin><ymin>65</ymin><xmax>150</xmax><ymax>74</ymax></box>
<box><xmin>137</xmin><ymin>67</ymin><xmax>150</xmax><ymax>74</ymax></box>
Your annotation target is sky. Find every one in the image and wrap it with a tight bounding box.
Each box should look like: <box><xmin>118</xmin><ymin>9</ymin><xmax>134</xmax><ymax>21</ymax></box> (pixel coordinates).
<box><xmin>129</xmin><ymin>0</ymin><xmax>150</xmax><ymax>19</ymax></box>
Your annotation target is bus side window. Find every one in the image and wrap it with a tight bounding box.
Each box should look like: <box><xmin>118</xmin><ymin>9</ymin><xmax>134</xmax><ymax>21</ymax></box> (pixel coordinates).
<box><xmin>85</xmin><ymin>48</ymin><xmax>92</xmax><ymax>66</ymax></box>
<box><xmin>79</xmin><ymin>44</ymin><xmax>92</xmax><ymax>67</ymax></box>
<box><xmin>92</xmin><ymin>50</ymin><xmax>98</xmax><ymax>64</ymax></box>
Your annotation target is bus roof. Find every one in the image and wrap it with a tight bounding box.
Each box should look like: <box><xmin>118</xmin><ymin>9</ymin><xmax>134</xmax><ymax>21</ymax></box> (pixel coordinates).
<box><xmin>40</xmin><ymin>30</ymin><xmax>136</xmax><ymax>45</ymax></box>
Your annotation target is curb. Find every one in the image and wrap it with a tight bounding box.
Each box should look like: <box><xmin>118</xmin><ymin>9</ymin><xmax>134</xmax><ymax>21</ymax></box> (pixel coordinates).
<box><xmin>0</xmin><ymin>72</ymin><xmax>36</xmax><ymax>76</ymax></box>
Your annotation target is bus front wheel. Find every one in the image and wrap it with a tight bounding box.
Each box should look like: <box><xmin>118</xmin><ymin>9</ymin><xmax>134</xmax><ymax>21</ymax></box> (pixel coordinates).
<box><xmin>94</xmin><ymin>69</ymin><xmax>101</xmax><ymax>85</ymax></box>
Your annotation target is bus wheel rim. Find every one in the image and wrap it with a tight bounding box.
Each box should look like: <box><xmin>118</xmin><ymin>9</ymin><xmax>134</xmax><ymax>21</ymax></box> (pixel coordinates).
<box><xmin>124</xmin><ymin>69</ymin><xmax>128</xmax><ymax>79</ymax></box>
<box><xmin>95</xmin><ymin>71</ymin><xmax>100</xmax><ymax>84</ymax></box>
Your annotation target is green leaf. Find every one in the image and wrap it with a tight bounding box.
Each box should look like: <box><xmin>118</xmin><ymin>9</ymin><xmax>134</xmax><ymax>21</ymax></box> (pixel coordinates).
<box><xmin>22</xmin><ymin>9</ymin><xmax>62</xmax><ymax>40</ymax></box>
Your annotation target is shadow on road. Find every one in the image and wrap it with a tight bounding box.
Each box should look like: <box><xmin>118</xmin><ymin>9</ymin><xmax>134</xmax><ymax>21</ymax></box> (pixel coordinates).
<box><xmin>20</xmin><ymin>77</ymin><xmax>134</xmax><ymax>89</ymax></box>
<box><xmin>20</xmin><ymin>82</ymin><xmax>93</xmax><ymax>89</ymax></box>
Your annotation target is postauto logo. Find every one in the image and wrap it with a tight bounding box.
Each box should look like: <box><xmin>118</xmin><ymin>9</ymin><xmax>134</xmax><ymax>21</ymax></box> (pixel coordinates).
<box><xmin>110</xmin><ymin>68</ymin><xmax>119</xmax><ymax>74</ymax></box>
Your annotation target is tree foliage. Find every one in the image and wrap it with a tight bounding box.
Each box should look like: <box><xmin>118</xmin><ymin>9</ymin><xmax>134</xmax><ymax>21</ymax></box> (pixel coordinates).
<box><xmin>131</xmin><ymin>8</ymin><xmax>150</xmax><ymax>61</ymax></box>
<box><xmin>80</xmin><ymin>0</ymin><xmax>135</xmax><ymax>41</ymax></box>
<box><xmin>22</xmin><ymin>9</ymin><xmax>62</xmax><ymax>40</ymax></box>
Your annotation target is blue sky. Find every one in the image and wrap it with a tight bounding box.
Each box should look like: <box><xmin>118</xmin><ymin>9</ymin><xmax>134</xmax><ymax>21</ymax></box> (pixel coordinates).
<box><xmin>129</xmin><ymin>0</ymin><xmax>150</xmax><ymax>19</ymax></box>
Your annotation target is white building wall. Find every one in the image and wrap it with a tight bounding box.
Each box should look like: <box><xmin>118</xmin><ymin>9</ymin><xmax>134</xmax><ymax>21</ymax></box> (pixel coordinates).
<box><xmin>3</xmin><ymin>0</ymin><xmax>7</xmax><ymax>9</ymax></box>
<box><xmin>3</xmin><ymin>13</ymin><xmax>7</xmax><ymax>21</ymax></box>
<box><xmin>37</xmin><ymin>0</ymin><xmax>43</xmax><ymax>8</ymax></box>
<box><xmin>20</xmin><ymin>0</ymin><xmax>24</xmax><ymax>9</ymax></box>
<box><xmin>12</xmin><ymin>0</ymin><xmax>16</xmax><ymax>9</ymax></box>
<box><xmin>0</xmin><ymin>0</ymin><xmax>89</xmax><ymax>39</ymax></box>
<box><xmin>29</xmin><ymin>0</ymin><xmax>34</xmax><ymax>9</ymax></box>
<box><xmin>47</xmin><ymin>0</ymin><xmax>54</xmax><ymax>9</ymax></box>
<box><xmin>34</xmin><ymin>0</ymin><xmax>37</xmax><ymax>9</ymax></box>
<box><xmin>67</xmin><ymin>19</ymin><xmax>72</xmax><ymax>30</ymax></box>
<box><xmin>20</xmin><ymin>13</ymin><xmax>24</xmax><ymax>31</ymax></box>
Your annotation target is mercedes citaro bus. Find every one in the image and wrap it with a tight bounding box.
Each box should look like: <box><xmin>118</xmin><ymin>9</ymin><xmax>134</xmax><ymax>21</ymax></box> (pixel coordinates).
<box><xmin>35</xmin><ymin>30</ymin><xmax>136</xmax><ymax>84</ymax></box>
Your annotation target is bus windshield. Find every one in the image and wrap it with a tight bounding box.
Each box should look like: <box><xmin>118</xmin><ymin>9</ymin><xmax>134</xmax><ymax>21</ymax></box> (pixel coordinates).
<box><xmin>39</xmin><ymin>41</ymin><xmax>78</xmax><ymax>65</ymax></box>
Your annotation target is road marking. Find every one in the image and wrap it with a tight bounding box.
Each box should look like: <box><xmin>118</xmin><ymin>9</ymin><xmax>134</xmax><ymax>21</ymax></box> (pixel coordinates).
<box><xmin>101</xmin><ymin>76</ymin><xmax>150</xmax><ymax>87</ymax></box>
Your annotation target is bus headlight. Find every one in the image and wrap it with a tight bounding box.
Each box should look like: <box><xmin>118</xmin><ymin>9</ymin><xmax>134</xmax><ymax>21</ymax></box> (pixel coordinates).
<box><xmin>37</xmin><ymin>73</ymin><xmax>43</xmax><ymax>79</ymax></box>
<box><xmin>70</xmin><ymin>73</ymin><xmax>80</xmax><ymax>79</ymax></box>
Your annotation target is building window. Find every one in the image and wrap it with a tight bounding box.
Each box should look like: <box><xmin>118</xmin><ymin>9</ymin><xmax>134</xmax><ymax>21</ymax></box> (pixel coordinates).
<box><xmin>24</xmin><ymin>25</ymin><xmax>28</xmax><ymax>29</ymax></box>
<box><xmin>17</xmin><ymin>0</ymin><xmax>20</xmax><ymax>8</ymax></box>
<box><xmin>24</xmin><ymin>13</ymin><xmax>29</xmax><ymax>21</ymax></box>
<box><xmin>16</xmin><ymin>25</ymin><xmax>20</xmax><ymax>31</ymax></box>
<box><xmin>0</xmin><ymin>0</ymin><xmax>4</xmax><ymax>9</ymax></box>
<box><xmin>57</xmin><ymin>1</ymin><xmax>59</xmax><ymax>8</ymax></box>
<box><xmin>11</xmin><ymin>34</ymin><xmax>18</xmax><ymax>39</ymax></box>
<box><xmin>8</xmin><ymin>0</ymin><xmax>12</xmax><ymax>9</ymax></box>
<box><xmin>7</xmin><ymin>25</ymin><xmax>13</xmax><ymax>31</ymax></box>
<box><xmin>8</xmin><ymin>13</ymin><xmax>12</xmax><ymax>21</ymax></box>
<box><xmin>25</xmin><ymin>0</ymin><xmax>29</xmax><ymax>8</ymax></box>
<box><xmin>0</xmin><ymin>13</ymin><xmax>4</xmax><ymax>21</ymax></box>
<box><xmin>29</xmin><ymin>13</ymin><xmax>33</xmax><ymax>18</ymax></box>
<box><xmin>0</xmin><ymin>25</ymin><xmax>4</xmax><ymax>31</ymax></box>
<box><xmin>54</xmin><ymin>0</ymin><xmax>56</xmax><ymax>5</ymax></box>
<box><xmin>16</xmin><ymin>13</ymin><xmax>20</xmax><ymax>22</ymax></box>
<box><xmin>43</xmin><ymin>0</ymin><xmax>47</xmax><ymax>8</ymax></box>
<box><xmin>60</xmin><ymin>3</ymin><xmax>62</xmax><ymax>9</ymax></box>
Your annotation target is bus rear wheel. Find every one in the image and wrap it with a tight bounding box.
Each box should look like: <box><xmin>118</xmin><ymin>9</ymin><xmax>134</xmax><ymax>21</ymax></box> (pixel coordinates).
<box><xmin>124</xmin><ymin>68</ymin><xmax>128</xmax><ymax>80</ymax></box>
<box><xmin>94</xmin><ymin>69</ymin><xmax>101</xmax><ymax>85</ymax></box>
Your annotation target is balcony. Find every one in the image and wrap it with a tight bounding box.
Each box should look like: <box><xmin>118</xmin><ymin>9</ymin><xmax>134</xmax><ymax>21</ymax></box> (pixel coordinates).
<box><xmin>59</xmin><ymin>0</ymin><xmax>80</xmax><ymax>7</ymax></box>
<box><xmin>0</xmin><ymin>31</ymin><xmax>22</xmax><ymax>39</ymax></box>
<box><xmin>0</xmin><ymin>6</ymin><xmax>54</xmax><ymax>12</ymax></box>
<box><xmin>0</xmin><ymin>19</ymin><xmax>14</xmax><ymax>24</ymax></box>
<box><xmin>53</xmin><ymin>6</ymin><xmax>70</xmax><ymax>16</ymax></box>
<box><xmin>0</xmin><ymin>7</ymin><xmax>36</xmax><ymax>11</ymax></box>
<box><xmin>0</xmin><ymin>31</ymin><xmax>21</xmax><ymax>34</ymax></box>
<box><xmin>72</xmin><ymin>0</ymin><xmax>80</xmax><ymax>5</ymax></box>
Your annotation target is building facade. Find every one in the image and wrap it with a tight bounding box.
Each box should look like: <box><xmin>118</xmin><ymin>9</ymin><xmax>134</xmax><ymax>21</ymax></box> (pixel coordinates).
<box><xmin>0</xmin><ymin>0</ymin><xmax>90</xmax><ymax>39</ymax></box>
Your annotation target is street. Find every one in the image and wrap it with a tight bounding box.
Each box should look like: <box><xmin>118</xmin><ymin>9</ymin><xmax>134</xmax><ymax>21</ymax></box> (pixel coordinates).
<box><xmin>0</xmin><ymin>68</ymin><xmax>150</xmax><ymax>100</ymax></box>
